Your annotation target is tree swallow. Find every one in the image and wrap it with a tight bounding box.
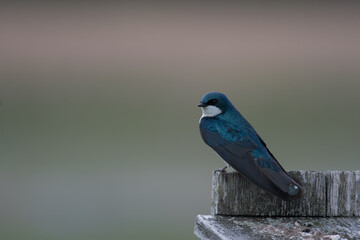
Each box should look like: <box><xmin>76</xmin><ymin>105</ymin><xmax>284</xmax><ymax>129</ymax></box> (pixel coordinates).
<box><xmin>198</xmin><ymin>92</ymin><xmax>301</xmax><ymax>201</ymax></box>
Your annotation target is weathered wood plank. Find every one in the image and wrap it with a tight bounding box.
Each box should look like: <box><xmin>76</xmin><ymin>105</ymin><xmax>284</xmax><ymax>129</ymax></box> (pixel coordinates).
<box><xmin>195</xmin><ymin>215</ymin><xmax>360</xmax><ymax>240</ymax></box>
<box><xmin>327</xmin><ymin>171</ymin><xmax>360</xmax><ymax>217</ymax></box>
<box><xmin>211</xmin><ymin>170</ymin><xmax>360</xmax><ymax>217</ymax></box>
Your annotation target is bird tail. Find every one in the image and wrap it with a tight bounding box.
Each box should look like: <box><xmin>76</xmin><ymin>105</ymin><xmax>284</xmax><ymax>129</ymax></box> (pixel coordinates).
<box><xmin>275</xmin><ymin>175</ymin><xmax>303</xmax><ymax>201</ymax></box>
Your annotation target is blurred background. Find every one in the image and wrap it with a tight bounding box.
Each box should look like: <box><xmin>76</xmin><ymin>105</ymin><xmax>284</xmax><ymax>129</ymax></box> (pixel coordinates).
<box><xmin>1</xmin><ymin>3</ymin><xmax>360</xmax><ymax>240</ymax></box>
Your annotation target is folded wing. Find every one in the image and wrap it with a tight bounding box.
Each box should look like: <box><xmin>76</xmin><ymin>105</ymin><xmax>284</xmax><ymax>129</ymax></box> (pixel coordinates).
<box><xmin>200</xmin><ymin>119</ymin><xmax>301</xmax><ymax>201</ymax></box>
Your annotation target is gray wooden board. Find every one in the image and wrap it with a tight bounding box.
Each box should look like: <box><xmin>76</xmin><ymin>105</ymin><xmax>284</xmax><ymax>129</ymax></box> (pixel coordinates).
<box><xmin>211</xmin><ymin>170</ymin><xmax>360</xmax><ymax>217</ymax></box>
<box><xmin>194</xmin><ymin>215</ymin><xmax>360</xmax><ymax>240</ymax></box>
<box><xmin>327</xmin><ymin>171</ymin><xmax>360</xmax><ymax>217</ymax></box>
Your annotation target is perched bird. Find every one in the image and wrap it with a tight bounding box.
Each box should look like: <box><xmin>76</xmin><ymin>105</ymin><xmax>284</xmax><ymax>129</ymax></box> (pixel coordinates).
<box><xmin>198</xmin><ymin>92</ymin><xmax>301</xmax><ymax>201</ymax></box>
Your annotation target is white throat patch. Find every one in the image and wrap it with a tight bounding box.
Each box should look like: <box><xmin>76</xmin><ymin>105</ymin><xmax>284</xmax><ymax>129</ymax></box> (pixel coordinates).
<box><xmin>200</xmin><ymin>106</ymin><xmax>222</xmax><ymax>120</ymax></box>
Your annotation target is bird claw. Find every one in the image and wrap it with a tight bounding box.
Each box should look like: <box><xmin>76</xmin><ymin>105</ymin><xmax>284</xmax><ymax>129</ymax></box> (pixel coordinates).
<box><xmin>214</xmin><ymin>166</ymin><xmax>228</xmax><ymax>173</ymax></box>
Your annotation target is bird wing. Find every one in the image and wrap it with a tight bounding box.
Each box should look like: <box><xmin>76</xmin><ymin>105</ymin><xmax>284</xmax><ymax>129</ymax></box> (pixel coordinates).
<box><xmin>200</xmin><ymin>118</ymin><xmax>300</xmax><ymax>200</ymax></box>
<box><xmin>256</xmin><ymin>136</ymin><xmax>301</xmax><ymax>194</ymax></box>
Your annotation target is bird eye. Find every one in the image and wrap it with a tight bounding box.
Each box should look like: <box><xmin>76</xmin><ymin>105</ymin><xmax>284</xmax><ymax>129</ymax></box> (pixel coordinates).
<box><xmin>207</xmin><ymin>99</ymin><xmax>218</xmax><ymax>105</ymax></box>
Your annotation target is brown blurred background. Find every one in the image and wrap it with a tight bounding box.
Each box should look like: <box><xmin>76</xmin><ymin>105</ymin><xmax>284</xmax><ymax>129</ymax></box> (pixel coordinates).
<box><xmin>1</xmin><ymin>3</ymin><xmax>360</xmax><ymax>240</ymax></box>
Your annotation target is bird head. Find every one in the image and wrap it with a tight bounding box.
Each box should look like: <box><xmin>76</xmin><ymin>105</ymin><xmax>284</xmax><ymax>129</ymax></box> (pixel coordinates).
<box><xmin>198</xmin><ymin>92</ymin><xmax>232</xmax><ymax>118</ymax></box>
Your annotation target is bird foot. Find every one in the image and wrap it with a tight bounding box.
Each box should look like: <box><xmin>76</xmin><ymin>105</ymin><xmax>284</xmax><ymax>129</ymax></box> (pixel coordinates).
<box><xmin>214</xmin><ymin>166</ymin><xmax>228</xmax><ymax>173</ymax></box>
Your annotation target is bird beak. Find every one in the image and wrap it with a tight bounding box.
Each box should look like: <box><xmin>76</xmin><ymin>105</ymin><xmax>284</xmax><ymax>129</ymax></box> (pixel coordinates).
<box><xmin>198</xmin><ymin>102</ymin><xmax>207</xmax><ymax>107</ymax></box>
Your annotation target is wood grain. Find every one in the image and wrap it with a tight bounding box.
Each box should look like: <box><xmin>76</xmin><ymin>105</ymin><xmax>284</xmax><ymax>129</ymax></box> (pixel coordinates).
<box><xmin>195</xmin><ymin>215</ymin><xmax>360</xmax><ymax>240</ymax></box>
<box><xmin>211</xmin><ymin>170</ymin><xmax>360</xmax><ymax>217</ymax></box>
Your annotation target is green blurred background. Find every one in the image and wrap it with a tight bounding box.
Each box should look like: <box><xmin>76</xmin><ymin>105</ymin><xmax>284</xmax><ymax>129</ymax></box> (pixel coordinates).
<box><xmin>1</xmin><ymin>3</ymin><xmax>360</xmax><ymax>240</ymax></box>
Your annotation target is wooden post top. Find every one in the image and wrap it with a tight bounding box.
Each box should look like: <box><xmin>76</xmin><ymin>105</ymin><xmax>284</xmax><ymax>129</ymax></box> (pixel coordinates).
<box><xmin>211</xmin><ymin>170</ymin><xmax>360</xmax><ymax>217</ymax></box>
